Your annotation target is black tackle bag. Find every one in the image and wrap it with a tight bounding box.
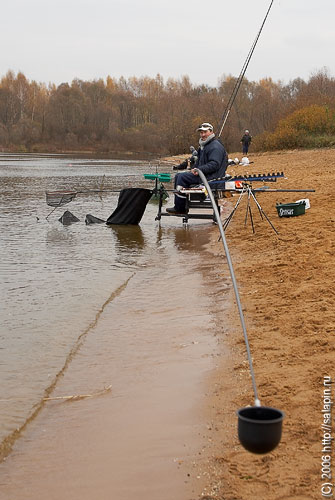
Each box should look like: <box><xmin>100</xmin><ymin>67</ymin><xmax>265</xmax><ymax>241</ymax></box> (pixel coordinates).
<box><xmin>106</xmin><ymin>188</ymin><xmax>152</xmax><ymax>225</ymax></box>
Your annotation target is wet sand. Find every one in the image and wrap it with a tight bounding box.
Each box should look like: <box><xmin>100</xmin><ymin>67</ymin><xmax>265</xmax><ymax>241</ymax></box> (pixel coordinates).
<box><xmin>191</xmin><ymin>148</ymin><xmax>335</xmax><ymax>499</ymax></box>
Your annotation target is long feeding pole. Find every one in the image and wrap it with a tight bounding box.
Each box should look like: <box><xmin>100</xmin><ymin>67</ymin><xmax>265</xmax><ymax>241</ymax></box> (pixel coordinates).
<box><xmin>218</xmin><ymin>0</ymin><xmax>275</xmax><ymax>138</ymax></box>
<box><xmin>195</xmin><ymin>169</ymin><xmax>260</xmax><ymax>405</ymax></box>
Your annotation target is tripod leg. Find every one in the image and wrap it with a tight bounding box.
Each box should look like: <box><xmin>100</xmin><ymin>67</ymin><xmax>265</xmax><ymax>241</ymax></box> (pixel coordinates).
<box><xmin>223</xmin><ymin>199</ymin><xmax>240</xmax><ymax>230</ymax></box>
<box><xmin>223</xmin><ymin>186</ymin><xmax>247</xmax><ymax>231</ymax></box>
<box><xmin>250</xmin><ymin>190</ymin><xmax>279</xmax><ymax>235</ymax></box>
<box><xmin>253</xmin><ymin>191</ymin><xmax>264</xmax><ymax>220</ymax></box>
<box><xmin>248</xmin><ymin>203</ymin><xmax>255</xmax><ymax>233</ymax></box>
<box><xmin>255</xmin><ymin>200</ymin><xmax>264</xmax><ymax>220</ymax></box>
<box><xmin>155</xmin><ymin>185</ymin><xmax>163</xmax><ymax>221</ymax></box>
<box><xmin>244</xmin><ymin>188</ymin><xmax>252</xmax><ymax>226</ymax></box>
<box><xmin>245</xmin><ymin>187</ymin><xmax>255</xmax><ymax>234</ymax></box>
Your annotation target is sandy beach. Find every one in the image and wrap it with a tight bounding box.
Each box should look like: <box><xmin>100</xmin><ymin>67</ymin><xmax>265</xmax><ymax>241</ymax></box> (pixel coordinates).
<box><xmin>184</xmin><ymin>148</ymin><xmax>335</xmax><ymax>499</ymax></box>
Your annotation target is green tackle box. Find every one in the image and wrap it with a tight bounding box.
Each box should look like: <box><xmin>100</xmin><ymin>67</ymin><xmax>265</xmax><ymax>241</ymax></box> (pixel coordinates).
<box><xmin>144</xmin><ymin>173</ymin><xmax>171</xmax><ymax>182</ymax></box>
<box><xmin>276</xmin><ymin>201</ymin><xmax>306</xmax><ymax>218</ymax></box>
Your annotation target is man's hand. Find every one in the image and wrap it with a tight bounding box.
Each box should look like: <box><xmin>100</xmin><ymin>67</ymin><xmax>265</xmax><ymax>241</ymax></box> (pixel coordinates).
<box><xmin>191</xmin><ymin>168</ymin><xmax>199</xmax><ymax>175</ymax></box>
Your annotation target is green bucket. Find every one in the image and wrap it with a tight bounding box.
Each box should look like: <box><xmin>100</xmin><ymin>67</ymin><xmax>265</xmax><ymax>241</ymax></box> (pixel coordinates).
<box><xmin>276</xmin><ymin>201</ymin><xmax>305</xmax><ymax>218</ymax></box>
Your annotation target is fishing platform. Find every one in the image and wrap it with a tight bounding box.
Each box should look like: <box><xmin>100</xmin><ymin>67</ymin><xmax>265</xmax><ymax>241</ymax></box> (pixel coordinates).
<box><xmin>154</xmin><ymin>171</ymin><xmax>286</xmax><ymax>227</ymax></box>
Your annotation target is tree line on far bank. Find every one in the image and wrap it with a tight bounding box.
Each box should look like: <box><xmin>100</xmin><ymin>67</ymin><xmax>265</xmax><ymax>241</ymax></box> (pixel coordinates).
<box><xmin>1</xmin><ymin>68</ymin><xmax>335</xmax><ymax>156</ymax></box>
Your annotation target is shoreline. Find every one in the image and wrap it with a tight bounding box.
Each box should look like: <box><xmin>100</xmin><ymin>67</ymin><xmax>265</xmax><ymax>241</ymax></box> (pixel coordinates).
<box><xmin>189</xmin><ymin>148</ymin><xmax>335</xmax><ymax>499</ymax></box>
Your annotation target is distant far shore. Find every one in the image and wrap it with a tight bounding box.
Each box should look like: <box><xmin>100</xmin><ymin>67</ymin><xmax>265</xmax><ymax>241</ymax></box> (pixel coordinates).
<box><xmin>0</xmin><ymin>146</ymin><xmax>160</xmax><ymax>159</ymax></box>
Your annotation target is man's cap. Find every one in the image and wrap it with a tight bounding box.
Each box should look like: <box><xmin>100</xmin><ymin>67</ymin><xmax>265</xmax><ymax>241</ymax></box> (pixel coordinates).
<box><xmin>245</xmin><ymin>129</ymin><xmax>249</xmax><ymax>133</ymax></box>
<box><xmin>197</xmin><ymin>122</ymin><xmax>213</xmax><ymax>131</ymax></box>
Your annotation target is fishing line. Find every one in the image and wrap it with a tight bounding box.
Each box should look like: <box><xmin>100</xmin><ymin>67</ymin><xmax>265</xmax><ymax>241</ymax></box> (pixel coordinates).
<box><xmin>218</xmin><ymin>0</ymin><xmax>275</xmax><ymax>138</ymax></box>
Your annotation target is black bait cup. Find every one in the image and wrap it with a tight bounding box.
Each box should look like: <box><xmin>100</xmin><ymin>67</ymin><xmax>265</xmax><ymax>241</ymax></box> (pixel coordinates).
<box><xmin>237</xmin><ymin>406</ymin><xmax>284</xmax><ymax>454</ymax></box>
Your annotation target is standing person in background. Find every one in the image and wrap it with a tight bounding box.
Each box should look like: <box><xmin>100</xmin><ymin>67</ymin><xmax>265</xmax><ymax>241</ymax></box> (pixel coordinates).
<box><xmin>241</xmin><ymin>130</ymin><xmax>252</xmax><ymax>155</ymax></box>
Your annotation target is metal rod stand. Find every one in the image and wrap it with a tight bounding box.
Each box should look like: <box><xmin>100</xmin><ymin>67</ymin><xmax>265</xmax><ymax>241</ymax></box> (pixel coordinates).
<box><xmin>222</xmin><ymin>185</ymin><xmax>248</xmax><ymax>231</ymax></box>
<box><xmin>248</xmin><ymin>186</ymin><xmax>279</xmax><ymax>235</ymax></box>
<box><xmin>223</xmin><ymin>184</ymin><xmax>279</xmax><ymax>235</ymax></box>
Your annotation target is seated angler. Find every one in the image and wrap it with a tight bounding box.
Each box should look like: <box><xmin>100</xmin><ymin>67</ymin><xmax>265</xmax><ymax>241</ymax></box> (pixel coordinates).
<box><xmin>166</xmin><ymin>122</ymin><xmax>228</xmax><ymax>215</ymax></box>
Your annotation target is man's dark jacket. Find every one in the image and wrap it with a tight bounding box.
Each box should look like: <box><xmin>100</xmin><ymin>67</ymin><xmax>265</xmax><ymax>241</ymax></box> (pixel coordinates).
<box><xmin>196</xmin><ymin>137</ymin><xmax>228</xmax><ymax>180</ymax></box>
<box><xmin>241</xmin><ymin>134</ymin><xmax>252</xmax><ymax>145</ymax></box>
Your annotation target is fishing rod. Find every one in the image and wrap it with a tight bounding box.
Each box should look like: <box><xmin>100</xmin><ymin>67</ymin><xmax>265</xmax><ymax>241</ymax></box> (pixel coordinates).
<box><xmin>253</xmin><ymin>188</ymin><xmax>315</xmax><ymax>193</ymax></box>
<box><xmin>218</xmin><ymin>0</ymin><xmax>275</xmax><ymax>138</ymax></box>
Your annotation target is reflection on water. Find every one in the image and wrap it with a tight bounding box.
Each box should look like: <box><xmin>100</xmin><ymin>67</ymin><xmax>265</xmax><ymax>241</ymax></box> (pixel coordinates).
<box><xmin>173</xmin><ymin>225</ymin><xmax>212</xmax><ymax>252</ymax></box>
<box><xmin>0</xmin><ymin>153</ymin><xmax>222</xmax><ymax>499</ymax></box>
<box><xmin>108</xmin><ymin>225</ymin><xmax>146</xmax><ymax>267</ymax></box>
<box><xmin>110</xmin><ymin>225</ymin><xmax>146</xmax><ymax>251</ymax></box>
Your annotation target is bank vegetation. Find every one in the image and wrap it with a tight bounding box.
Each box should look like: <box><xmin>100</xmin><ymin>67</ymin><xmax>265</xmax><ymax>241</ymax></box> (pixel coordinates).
<box><xmin>1</xmin><ymin>68</ymin><xmax>335</xmax><ymax>155</ymax></box>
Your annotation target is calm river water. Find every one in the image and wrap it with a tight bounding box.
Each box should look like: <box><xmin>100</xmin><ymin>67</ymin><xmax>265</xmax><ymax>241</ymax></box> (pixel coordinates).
<box><xmin>0</xmin><ymin>153</ymin><xmax>227</xmax><ymax>500</ymax></box>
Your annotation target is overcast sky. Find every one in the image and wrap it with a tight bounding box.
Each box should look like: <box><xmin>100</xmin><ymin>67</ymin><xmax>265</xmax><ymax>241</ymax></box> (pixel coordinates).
<box><xmin>2</xmin><ymin>0</ymin><xmax>334</xmax><ymax>87</ymax></box>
